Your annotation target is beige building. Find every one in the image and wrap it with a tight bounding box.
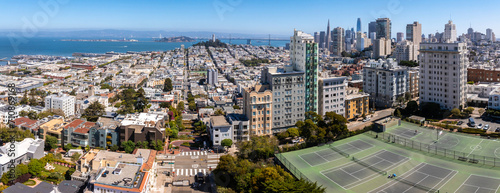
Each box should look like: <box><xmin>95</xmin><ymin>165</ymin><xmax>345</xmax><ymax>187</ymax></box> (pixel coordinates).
<box><xmin>406</xmin><ymin>21</ymin><xmax>422</xmax><ymax>45</ymax></box>
<box><xmin>345</xmin><ymin>93</ymin><xmax>370</xmax><ymax>120</ymax></box>
<box><xmin>243</xmin><ymin>84</ymin><xmax>273</xmax><ymax>136</ymax></box>
<box><xmin>373</xmin><ymin>38</ymin><xmax>392</xmax><ymax>58</ymax></box>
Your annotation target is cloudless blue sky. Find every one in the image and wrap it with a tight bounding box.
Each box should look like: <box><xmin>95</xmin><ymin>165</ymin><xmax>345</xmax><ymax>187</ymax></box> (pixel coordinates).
<box><xmin>2</xmin><ymin>0</ymin><xmax>499</xmax><ymax>37</ymax></box>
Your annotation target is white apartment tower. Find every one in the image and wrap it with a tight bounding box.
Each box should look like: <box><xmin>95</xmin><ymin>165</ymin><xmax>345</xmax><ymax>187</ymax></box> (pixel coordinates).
<box><xmin>45</xmin><ymin>94</ymin><xmax>76</xmax><ymax>117</ymax></box>
<box><xmin>419</xmin><ymin>42</ymin><xmax>468</xmax><ymax>110</ymax></box>
<box><xmin>394</xmin><ymin>41</ymin><xmax>419</xmax><ymax>63</ymax></box>
<box><xmin>443</xmin><ymin>20</ymin><xmax>457</xmax><ymax>42</ymax></box>
<box><xmin>318</xmin><ymin>77</ymin><xmax>347</xmax><ymax>117</ymax></box>
<box><xmin>363</xmin><ymin>59</ymin><xmax>409</xmax><ymax>107</ymax></box>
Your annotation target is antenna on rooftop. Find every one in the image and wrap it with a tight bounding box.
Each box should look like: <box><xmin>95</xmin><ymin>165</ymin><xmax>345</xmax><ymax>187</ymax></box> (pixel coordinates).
<box><xmin>268</xmin><ymin>34</ymin><xmax>271</xmax><ymax>46</ymax></box>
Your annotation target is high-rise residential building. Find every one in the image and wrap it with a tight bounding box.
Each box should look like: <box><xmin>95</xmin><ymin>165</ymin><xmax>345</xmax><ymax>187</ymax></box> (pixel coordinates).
<box><xmin>243</xmin><ymin>84</ymin><xmax>273</xmax><ymax>136</ymax></box>
<box><xmin>45</xmin><ymin>94</ymin><xmax>76</xmax><ymax>117</ymax></box>
<box><xmin>373</xmin><ymin>38</ymin><xmax>391</xmax><ymax>58</ymax></box>
<box><xmin>332</xmin><ymin>27</ymin><xmax>345</xmax><ymax>56</ymax></box>
<box><xmin>363</xmin><ymin>59</ymin><xmax>410</xmax><ymax>107</ymax></box>
<box><xmin>356</xmin><ymin>32</ymin><xmax>370</xmax><ymax>51</ymax></box>
<box><xmin>408</xmin><ymin>70</ymin><xmax>420</xmax><ymax>98</ymax></box>
<box><xmin>419</xmin><ymin>42</ymin><xmax>468</xmax><ymax>110</ymax></box>
<box><xmin>325</xmin><ymin>20</ymin><xmax>331</xmax><ymax>52</ymax></box>
<box><xmin>397</xmin><ymin>32</ymin><xmax>404</xmax><ymax>43</ymax></box>
<box><xmin>314</xmin><ymin>32</ymin><xmax>320</xmax><ymax>43</ymax></box>
<box><xmin>319</xmin><ymin>31</ymin><xmax>326</xmax><ymax>49</ymax></box>
<box><xmin>406</xmin><ymin>22</ymin><xmax>422</xmax><ymax>45</ymax></box>
<box><xmin>290</xmin><ymin>30</ymin><xmax>319</xmax><ymax>114</ymax></box>
<box><xmin>375</xmin><ymin>18</ymin><xmax>391</xmax><ymax>40</ymax></box>
<box><xmin>261</xmin><ymin>66</ymin><xmax>305</xmax><ymax>133</ymax></box>
<box><xmin>443</xmin><ymin>20</ymin><xmax>457</xmax><ymax>42</ymax></box>
<box><xmin>368</xmin><ymin>21</ymin><xmax>377</xmax><ymax>38</ymax></box>
<box><xmin>394</xmin><ymin>41</ymin><xmax>419</xmax><ymax>62</ymax></box>
<box><xmin>207</xmin><ymin>68</ymin><xmax>218</xmax><ymax>86</ymax></box>
<box><xmin>357</xmin><ymin>18</ymin><xmax>362</xmax><ymax>32</ymax></box>
<box><xmin>319</xmin><ymin>76</ymin><xmax>347</xmax><ymax>117</ymax></box>
<box><xmin>345</xmin><ymin>92</ymin><xmax>369</xmax><ymax>120</ymax></box>
<box><xmin>486</xmin><ymin>28</ymin><xmax>493</xmax><ymax>42</ymax></box>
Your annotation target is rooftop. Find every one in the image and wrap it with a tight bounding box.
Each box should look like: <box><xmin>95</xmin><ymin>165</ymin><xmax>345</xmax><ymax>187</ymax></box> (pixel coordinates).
<box><xmin>95</xmin><ymin>163</ymin><xmax>143</xmax><ymax>188</ymax></box>
<box><xmin>211</xmin><ymin>116</ymin><xmax>230</xmax><ymax>127</ymax></box>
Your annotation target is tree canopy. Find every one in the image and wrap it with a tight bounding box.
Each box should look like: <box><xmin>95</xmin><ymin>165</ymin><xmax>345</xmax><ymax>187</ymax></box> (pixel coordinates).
<box><xmin>82</xmin><ymin>101</ymin><xmax>105</xmax><ymax>122</ymax></box>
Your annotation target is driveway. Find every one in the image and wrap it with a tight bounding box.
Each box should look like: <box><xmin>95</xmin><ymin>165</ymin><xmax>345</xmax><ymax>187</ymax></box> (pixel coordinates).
<box><xmin>347</xmin><ymin>108</ymin><xmax>394</xmax><ymax>131</ymax></box>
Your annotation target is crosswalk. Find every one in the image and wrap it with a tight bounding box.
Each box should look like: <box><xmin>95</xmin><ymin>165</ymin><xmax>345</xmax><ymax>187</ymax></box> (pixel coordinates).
<box><xmin>179</xmin><ymin>151</ymin><xmax>207</xmax><ymax>156</ymax></box>
<box><xmin>173</xmin><ymin>168</ymin><xmax>207</xmax><ymax>176</ymax></box>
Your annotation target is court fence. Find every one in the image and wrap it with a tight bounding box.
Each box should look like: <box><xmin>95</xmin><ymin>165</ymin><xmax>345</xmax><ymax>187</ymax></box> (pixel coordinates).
<box><xmin>367</xmin><ymin>131</ymin><xmax>500</xmax><ymax>167</ymax></box>
<box><xmin>275</xmin><ymin>153</ymin><xmax>312</xmax><ymax>183</ymax></box>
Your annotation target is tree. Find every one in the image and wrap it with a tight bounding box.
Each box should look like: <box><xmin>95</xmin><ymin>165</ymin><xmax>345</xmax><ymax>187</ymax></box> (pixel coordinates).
<box><xmin>394</xmin><ymin>109</ymin><xmax>402</xmax><ymax>118</ymax></box>
<box><xmin>121</xmin><ymin>140</ymin><xmax>136</xmax><ymax>153</ymax></box>
<box><xmin>221</xmin><ymin>139</ymin><xmax>233</xmax><ymax>147</ymax></box>
<box><xmin>405</xmin><ymin>100</ymin><xmax>418</xmax><ymax>115</ymax></box>
<box><xmin>45</xmin><ymin>135</ymin><xmax>58</xmax><ymax>151</ymax></box>
<box><xmin>287</xmin><ymin>128</ymin><xmax>299</xmax><ymax>138</ymax></box>
<box><xmin>71</xmin><ymin>153</ymin><xmax>81</xmax><ymax>162</ymax></box>
<box><xmin>159</xmin><ymin>102</ymin><xmax>171</xmax><ymax>108</ymax></box>
<box><xmin>404</xmin><ymin>92</ymin><xmax>411</xmax><ymax>101</ymax></box>
<box><xmin>64</xmin><ymin>168</ymin><xmax>76</xmax><ymax>180</ymax></box>
<box><xmin>233</xmin><ymin>105</ymin><xmax>240</xmax><ymax>109</ymax></box>
<box><xmin>82</xmin><ymin>101</ymin><xmax>105</xmax><ymax>122</ymax></box>
<box><xmin>20</xmin><ymin>92</ymin><xmax>29</xmax><ymax>105</ymax></box>
<box><xmin>464</xmin><ymin>107</ymin><xmax>475</xmax><ymax>114</ymax></box>
<box><xmin>63</xmin><ymin>143</ymin><xmax>74</xmax><ymax>151</ymax></box>
<box><xmin>214</xmin><ymin>108</ymin><xmax>225</xmax><ymax>116</ymax></box>
<box><xmin>110</xmin><ymin>144</ymin><xmax>119</xmax><ymax>151</ymax></box>
<box><xmin>177</xmin><ymin>101</ymin><xmax>185</xmax><ymax>114</ymax></box>
<box><xmin>451</xmin><ymin>108</ymin><xmax>461</xmax><ymax>117</ymax></box>
<box><xmin>189</xmin><ymin>101</ymin><xmax>197</xmax><ymax>111</ymax></box>
<box><xmin>164</xmin><ymin>78</ymin><xmax>173</xmax><ymax>92</ymax></box>
<box><xmin>28</xmin><ymin>159</ymin><xmax>44</xmax><ymax>176</ymax></box>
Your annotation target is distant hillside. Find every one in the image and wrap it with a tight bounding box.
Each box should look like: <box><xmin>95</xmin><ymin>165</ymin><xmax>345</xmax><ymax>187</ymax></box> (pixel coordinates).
<box><xmin>154</xmin><ymin>36</ymin><xmax>195</xmax><ymax>42</ymax></box>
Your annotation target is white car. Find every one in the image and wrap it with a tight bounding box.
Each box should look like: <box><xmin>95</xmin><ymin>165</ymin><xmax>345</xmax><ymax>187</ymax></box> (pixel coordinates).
<box><xmin>484</xmin><ymin>124</ymin><xmax>490</xmax><ymax>130</ymax></box>
<box><xmin>477</xmin><ymin>123</ymin><xmax>483</xmax><ymax>129</ymax></box>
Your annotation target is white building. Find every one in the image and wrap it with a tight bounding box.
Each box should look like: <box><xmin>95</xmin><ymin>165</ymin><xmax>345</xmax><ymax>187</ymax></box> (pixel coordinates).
<box><xmin>208</xmin><ymin>116</ymin><xmax>233</xmax><ymax>150</ymax></box>
<box><xmin>363</xmin><ymin>59</ymin><xmax>409</xmax><ymax>107</ymax></box>
<box><xmin>0</xmin><ymin>138</ymin><xmax>45</xmax><ymax>175</ymax></box>
<box><xmin>489</xmin><ymin>88</ymin><xmax>500</xmax><ymax>110</ymax></box>
<box><xmin>0</xmin><ymin>104</ymin><xmax>31</xmax><ymax>124</ymax></box>
<box><xmin>356</xmin><ymin>32</ymin><xmax>370</xmax><ymax>51</ymax></box>
<box><xmin>45</xmin><ymin>94</ymin><xmax>76</xmax><ymax>117</ymax></box>
<box><xmin>419</xmin><ymin>42</ymin><xmax>468</xmax><ymax>110</ymax></box>
<box><xmin>394</xmin><ymin>40</ymin><xmax>419</xmax><ymax>63</ymax></box>
<box><xmin>319</xmin><ymin>76</ymin><xmax>347</xmax><ymax>117</ymax></box>
<box><xmin>373</xmin><ymin>38</ymin><xmax>391</xmax><ymax>58</ymax></box>
<box><xmin>443</xmin><ymin>20</ymin><xmax>457</xmax><ymax>42</ymax></box>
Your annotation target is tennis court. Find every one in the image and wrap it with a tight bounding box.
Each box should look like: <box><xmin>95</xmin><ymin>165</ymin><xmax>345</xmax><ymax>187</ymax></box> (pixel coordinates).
<box><xmin>320</xmin><ymin>150</ymin><xmax>409</xmax><ymax>189</ymax></box>
<box><xmin>299</xmin><ymin>139</ymin><xmax>373</xmax><ymax>167</ymax></box>
<box><xmin>455</xmin><ymin>175</ymin><xmax>500</xmax><ymax>193</ymax></box>
<box><xmin>370</xmin><ymin>163</ymin><xmax>457</xmax><ymax>193</ymax></box>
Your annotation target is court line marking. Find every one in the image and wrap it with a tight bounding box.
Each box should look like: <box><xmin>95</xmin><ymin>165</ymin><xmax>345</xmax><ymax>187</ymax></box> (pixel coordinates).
<box><xmin>340</xmin><ymin>168</ymin><xmax>362</xmax><ymax>180</ymax></box>
<box><xmin>367</xmin><ymin>163</ymin><xmax>426</xmax><ymax>193</ymax></box>
<box><xmin>466</xmin><ymin>139</ymin><xmax>485</xmax><ymax>158</ymax></box>
<box><xmin>298</xmin><ymin>139</ymin><xmax>375</xmax><ymax>167</ymax></box>
<box><xmin>402</xmin><ymin>175</ymin><xmax>430</xmax><ymax>193</ymax></box>
<box><xmin>319</xmin><ymin>150</ymin><xmax>389</xmax><ymax>174</ymax></box>
<box><xmin>454</xmin><ymin>174</ymin><xmax>500</xmax><ymax>193</ymax></box>
<box><xmin>429</xmin><ymin>169</ymin><xmax>458</xmax><ymax>193</ymax></box>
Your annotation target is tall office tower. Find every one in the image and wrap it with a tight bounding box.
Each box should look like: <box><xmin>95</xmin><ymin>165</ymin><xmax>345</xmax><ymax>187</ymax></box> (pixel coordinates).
<box><xmin>493</xmin><ymin>32</ymin><xmax>496</xmax><ymax>42</ymax></box>
<box><xmin>356</xmin><ymin>31</ymin><xmax>370</xmax><ymax>51</ymax></box>
<box><xmin>211</xmin><ymin>34</ymin><xmax>216</xmax><ymax>42</ymax></box>
<box><xmin>486</xmin><ymin>28</ymin><xmax>493</xmax><ymax>41</ymax></box>
<box><xmin>314</xmin><ymin>32</ymin><xmax>320</xmax><ymax>43</ymax></box>
<box><xmin>318</xmin><ymin>76</ymin><xmax>347</xmax><ymax>116</ymax></box>
<box><xmin>369</xmin><ymin>21</ymin><xmax>377</xmax><ymax>38</ymax></box>
<box><xmin>207</xmin><ymin>68</ymin><xmax>218</xmax><ymax>86</ymax></box>
<box><xmin>357</xmin><ymin>18</ymin><xmax>362</xmax><ymax>32</ymax></box>
<box><xmin>261</xmin><ymin>66</ymin><xmax>305</xmax><ymax>133</ymax></box>
<box><xmin>406</xmin><ymin>22</ymin><xmax>422</xmax><ymax>45</ymax></box>
<box><xmin>467</xmin><ymin>27</ymin><xmax>474</xmax><ymax>39</ymax></box>
<box><xmin>45</xmin><ymin>94</ymin><xmax>76</xmax><ymax>117</ymax></box>
<box><xmin>370</xmin><ymin>32</ymin><xmax>377</xmax><ymax>42</ymax></box>
<box><xmin>397</xmin><ymin>32</ymin><xmax>404</xmax><ymax>43</ymax></box>
<box><xmin>243</xmin><ymin>84</ymin><xmax>273</xmax><ymax>136</ymax></box>
<box><xmin>325</xmin><ymin>20</ymin><xmax>331</xmax><ymax>52</ymax></box>
<box><xmin>290</xmin><ymin>30</ymin><xmax>319</xmax><ymax>113</ymax></box>
<box><xmin>443</xmin><ymin>20</ymin><xmax>457</xmax><ymax>42</ymax></box>
<box><xmin>351</xmin><ymin>27</ymin><xmax>355</xmax><ymax>40</ymax></box>
<box><xmin>319</xmin><ymin>31</ymin><xmax>326</xmax><ymax>48</ymax></box>
<box><xmin>363</xmin><ymin>59</ymin><xmax>410</xmax><ymax>107</ymax></box>
<box><xmin>419</xmin><ymin>42</ymin><xmax>468</xmax><ymax>110</ymax></box>
<box><xmin>373</xmin><ymin>38</ymin><xmax>391</xmax><ymax>58</ymax></box>
<box><xmin>332</xmin><ymin>27</ymin><xmax>345</xmax><ymax>56</ymax></box>
<box><xmin>376</xmin><ymin>18</ymin><xmax>391</xmax><ymax>40</ymax></box>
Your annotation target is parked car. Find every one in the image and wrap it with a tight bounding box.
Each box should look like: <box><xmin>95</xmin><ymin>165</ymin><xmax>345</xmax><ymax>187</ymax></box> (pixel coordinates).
<box><xmin>457</xmin><ymin>121</ymin><xmax>463</xmax><ymax>125</ymax></box>
<box><xmin>496</xmin><ymin>127</ymin><xmax>500</xmax><ymax>132</ymax></box>
<box><xmin>477</xmin><ymin>123</ymin><xmax>483</xmax><ymax>129</ymax></box>
<box><xmin>484</xmin><ymin>124</ymin><xmax>490</xmax><ymax>130</ymax></box>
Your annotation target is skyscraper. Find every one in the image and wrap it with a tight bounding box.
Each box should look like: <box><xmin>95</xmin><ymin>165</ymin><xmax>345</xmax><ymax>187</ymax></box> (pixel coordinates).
<box><xmin>290</xmin><ymin>30</ymin><xmax>319</xmax><ymax>113</ymax></box>
<box><xmin>375</xmin><ymin>18</ymin><xmax>391</xmax><ymax>40</ymax></box>
<box><xmin>419</xmin><ymin>42</ymin><xmax>468</xmax><ymax>110</ymax></box>
<box><xmin>397</xmin><ymin>32</ymin><xmax>404</xmax><ymax>43</ymax></box>
<box><xmin>443</xmin><ymin>20</ymin><xmax>457</xmax><ymax>42</ymax></box>
<box><xmin>319</xmin><ymin>31</ymin><xmax>326</xmax><ymax>48</ymax></box>
<box><xmin>325</xmin><ymin>20</ymin><xmax>331</xmax><ymax>52</ymax></box>
<box><xmin>486</xmin><ymin>28</ymin><xmax>493</xmax><ymax>42</ymax></box>
<box><xmin>357</xmin><ymin>18</ymin><xmax>362</xmax><ymax>32</ymax></box>
<box><xmin>368</xmin><ymin>21</ymin><xmax>377</xmax><ymax>38</ymax></box>
<box><xmin>332</xmin><ymin>27</ymin><xmax>345</xmax><ymax>56</ymax></box>
<box><xmin>406</xmin><ymin>21</ymin><xmax>422</xmax><ymax>45</ymax></box>
<box><xmin>314</xmin><ymin>32</ymin><xmax>320</xmax><ymax>43</ymax></box>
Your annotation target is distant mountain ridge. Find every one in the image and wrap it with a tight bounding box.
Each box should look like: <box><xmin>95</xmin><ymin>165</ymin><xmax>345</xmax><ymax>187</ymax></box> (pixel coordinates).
<box><xmin>0</xmin><ymin>29</ymin><xmax>289</xmax><ymax>39</ymax></box>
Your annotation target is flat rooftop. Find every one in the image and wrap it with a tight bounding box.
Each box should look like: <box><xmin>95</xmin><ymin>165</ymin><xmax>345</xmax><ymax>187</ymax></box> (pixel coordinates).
<box><xmin>95</xmin><ymin>163</ymin><xmax>143</xmax><ymax>188</ymax></box>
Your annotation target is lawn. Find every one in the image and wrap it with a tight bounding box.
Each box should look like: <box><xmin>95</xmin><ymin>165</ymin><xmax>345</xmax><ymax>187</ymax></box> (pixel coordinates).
<box><xmin>23</xmin><ymin>180</ymin><xmax>36</xmax><ymax>186</ymax></box>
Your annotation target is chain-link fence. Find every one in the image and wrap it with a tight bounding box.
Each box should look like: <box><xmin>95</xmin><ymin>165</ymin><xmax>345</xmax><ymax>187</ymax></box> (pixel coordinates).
<box><xmin>367</xmin><ymin>131</ymin><xmax>500</xmax><ymax>167</ymax></box>
<box><xmin>275</xmin><ymin>153</ymin><xmax>312</xmax><ymax>183</ymax></box>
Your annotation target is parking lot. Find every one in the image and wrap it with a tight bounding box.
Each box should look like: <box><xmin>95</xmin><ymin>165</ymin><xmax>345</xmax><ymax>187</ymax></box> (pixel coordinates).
<box><xmin>457</xmin><ymin>115</ymin><xmax>500</xmax><ymax>132</ymax></box>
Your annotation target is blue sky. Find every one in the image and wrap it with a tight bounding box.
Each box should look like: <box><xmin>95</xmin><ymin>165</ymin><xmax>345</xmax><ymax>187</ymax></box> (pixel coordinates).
<box><xmin>1</xmin><ymin>0</ymin><xmax>499</xmax><ymax>37</ymax></box>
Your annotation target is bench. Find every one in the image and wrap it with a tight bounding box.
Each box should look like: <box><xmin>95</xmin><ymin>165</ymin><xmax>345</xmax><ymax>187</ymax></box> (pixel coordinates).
<box><xmin>458</xmin><ymin>157</ymin><xmax>468</xmax><ymax>162</ymax></box>
<box><xmin>469</xmin><ymin>159</ymin><xmax>479</xmax><ymax>164</ymax></box>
